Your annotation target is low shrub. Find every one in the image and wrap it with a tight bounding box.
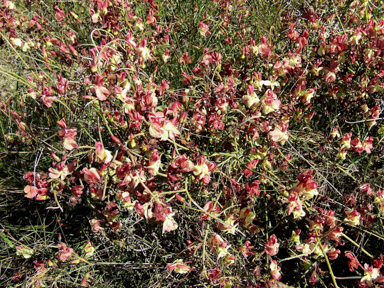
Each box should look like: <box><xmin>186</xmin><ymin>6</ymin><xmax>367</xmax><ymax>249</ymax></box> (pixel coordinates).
<box><xmin>1</xmin><ymin>0</ymin><xmax>384</xmax><ymax>287</ymax></box>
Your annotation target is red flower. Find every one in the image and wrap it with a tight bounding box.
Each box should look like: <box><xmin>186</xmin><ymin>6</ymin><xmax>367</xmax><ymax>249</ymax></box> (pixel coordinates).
<box><xmin>54</xmin><ymin>6</ymin><xmax>65</xmax><ymax>21</ymax></box>
<box><xmin>238</xmin><ymin>241</ymin><xmax>256</xmax><ymax>258</ymax></box>
<box><xmin>89</xmin><ymin>219</ymin><xmax>105</xmax><ymax>232</ymax></box>
<box><xmin>345</xmin><ymin>251</ymin><xmax>362</xmax><ymax>272</ymax></box>
<box><xmin>265</xmin><ymin>234</ymin><xmax>279</xmax><ymax>256</ymax></box>
<box><xmin>81</xmin><ymin>168</ymin><xmax>101</xmax><ymax>184</ymax></box>
<box><xmin>208</xmin><ymin>268</ymin><xmax>221</xmax><ymax>283</ymax></box>
<box><xmin>146</xmin><ymin>9</ymin><xmax>156</xmax><ymax>24</ymax></box>
<box><xmin>71</xmin><ymin>185</ymin><xmax>84</xmax><ymax>197</ymax></box>
<box><xmin>198</xmin><ymin>22</ymin><xmax>210</xmax><ymax>36</ymax></box>
<box><xmin>57</xmin><ymin>243</ymin><xmax>73</xmax><ymax>261</ymax></box>
<box><xmin>170</xmin><ymin>154</ymin><xmax>194</xmax><ymax>172</ymax></box>
<box><xmin>90</xmin><ymin>75</ymin><xmax>110</xmax><ymax>101</ymax></box>
<box><xmin>327</xmin><ymin>248</ymin><xmax>341</xmax><ymax>260</ymax></box>
<box><xmin>166</xmin><ymin>259</ymin><xmax>193</xmax><ymax>274</ymax></box>
<box><xmin>270</xmin><ymin>259</ymin><xmax>282</xmax><ymax>280</ymax></box>
<box><xmin>57</xmin><ymin>118</ymin><xmax>78</xmax><ymax>150</ymax></box>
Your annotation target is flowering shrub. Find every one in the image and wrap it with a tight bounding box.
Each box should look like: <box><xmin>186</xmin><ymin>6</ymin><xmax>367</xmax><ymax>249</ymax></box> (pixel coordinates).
<box><xmin>1</xmin><ymin>0</ymin><xmax>384</xmax><ymax>287</ymax></box>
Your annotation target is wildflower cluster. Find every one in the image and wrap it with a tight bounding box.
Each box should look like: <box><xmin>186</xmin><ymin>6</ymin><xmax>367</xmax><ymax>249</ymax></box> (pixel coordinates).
<box><xmin>1</xmin><ymin>0</ymin><xmax>384</xmax><ymax>287</ymax></box>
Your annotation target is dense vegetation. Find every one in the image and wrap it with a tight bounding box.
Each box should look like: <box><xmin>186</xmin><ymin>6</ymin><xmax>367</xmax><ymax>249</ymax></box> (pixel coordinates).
<box><xmin>1</xmin><ymin>0</ymin><xmax>384</xmax><ymax>287</ymax></box>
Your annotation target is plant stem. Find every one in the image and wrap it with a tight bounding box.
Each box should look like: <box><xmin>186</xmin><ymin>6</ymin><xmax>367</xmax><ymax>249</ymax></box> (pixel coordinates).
<box><xmin>316</xmin><ymin>229</ymin><xmax>339</xmax><ymax>288</ymax></box>
<box><xmin>342</xmin><ymin>233</ymin><xmax>373</xmax><ymax>258</ymax></box>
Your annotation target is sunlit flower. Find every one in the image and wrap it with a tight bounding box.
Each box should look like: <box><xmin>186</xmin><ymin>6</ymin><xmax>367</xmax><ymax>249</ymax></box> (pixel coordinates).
<box><xmin>137</xmin><ymin>38</ymin><xmax>151</xmax><ymax>62</ymax></box>
<box><xmin>198</xmin><ymin>22</ymin><xmax>210</xmax><ymax>36</ymax></box>
<box><xmin>270</xmin><ymin>260</ymin><xmax>282</xmax><ymax>280</ymax></box>
<box><xmin>361</xmin><ymin>264</ymin><xmax>381</xmax><ymax>285</ymax></box>
<box><xmin>261</xmin><ymin>89</ymin><xmax>281</xmax><ymax>115</ymax></box>
<box><xmin>166</xmin><ymin>259</ymin><xmax>192</xmax><ymax>274</ymax></box>
<box><xmin>163</xmin><ymin>213</ymin><xmax>178</xmax><ymax>234</ymax></box>
<box><xmin>344</xmin><ymin>210</ymin><xmax>361</xmax><ymax>226</ymax></box>
<box><xmin>268</xmin><ymin>125</ymin><xmax>289</xmax><ymax>145</ymax></box>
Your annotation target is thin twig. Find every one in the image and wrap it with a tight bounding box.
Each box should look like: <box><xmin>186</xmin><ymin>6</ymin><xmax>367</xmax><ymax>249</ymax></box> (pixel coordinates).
<box><xmin>287</xmin><ymin>141</ymin><xmax>343</xmax><ymax>197</ymax></box>
<box><xmin>316</xmin><ymin>230</ymin><xmax>339</xmax><ymax>288</ymax></box>
<box><xmin>342</xmin><ymin>233</ymin><xmax>373</xmax><ymax>258</ymax></box>
<box><xmin>345</xmin><ymin>117</ymin><xmax>383</xmax><ymax>124</ymax></box>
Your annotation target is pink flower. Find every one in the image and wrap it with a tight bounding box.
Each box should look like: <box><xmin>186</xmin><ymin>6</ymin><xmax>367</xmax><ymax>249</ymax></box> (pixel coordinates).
<box><xmin>54</xmin><ymin>6</ymin><xmax>65</xmax><ymax>22</ymax></box>
<box><xmin>327</xmin><ymin>248</ymin><xmax>341</xmax><ymax>260</ymax></box>
<box><xmin>90</xmin><ymin>185</ymin><xmax>103</xmax><ymax>200</ymax></box>
<box><xmin>146</xmin><ymin>150</ymin><xmax>161</xmax><ymax>176</ymax></box>
<box><xmin>57</xmin><ymin>243</ymin><xmax>73</xmax><ymax>261</ymax></box>
<box><xmin>324</xmin><ymin>71</ymin><xmax>336</xmax><ymax>83</ymax></box>
<box><xmin>162</xmin><ymin>48</ymin><xmax>170</xmax><ymax>63</ymax></box>
<box><xmin>148</xmin><ymin>112</ymin><xmax>180</xmax><ymax>141</ymax></box>
<box><xmin>24</xmin><ymin>185</ymin><xmax>38</xmax><ymax>199</ymax></box>
<box><xmin>330</xmin><ymin>126</ymin><xmax>340</xmax><ymax>138</ymax></box>
<box><xmin>360</xmin><ymin>184</ymin><xmax>373</xmax><ymax>195</ymax></box>
<box><xmin>261</xmin><ymin>89</ymin><xmax>281</xmax><ymax>115</ymax></box>
<box><xmin>57</xmin><ymin>118</ymin><xmax>78</xmax><ymax>151</ymax></box>
<box><xmin>274</xmin><ymin>60</ymin><xmax>290</xmax><ymax>77</ymax></box>
<box><xmin>244</xmin><ymin>159</ymin><xmax>259</xmax><ymax>178</ymax></box>
<box><xmin>135</xmin><ymin>201</ymin><xmax>153</xmax><ymax>220</ymax></box>
<box><xmin>170</xmin><ymin>154</ymin><xmax>194</xmax><ymax>172</ymax></box>
<box><xmin>291</xmin><ymin>170</ymin><xmax>319</xmax><ymax>200</ymax></box>
<box><xmin>269</xmin><ymin>122</ymin><xmax>290</xmax><ymax>145</ymax></box>
<box><xmin>361</xmin><ymin>264</ymin><xmax>381</xmax><ymax>285</ymax></box>
<box><xmin>125</xmin><ymin>30</ymin><xmax>137</xmax><ymax>48</ymax></box>
<box><xmin>198</xmin><ymin>22</ymin><xmax>210</xmax><ymax>36</ymax></box>
<box><xmin>90</xmin><ymin>75</ymin><xmax>110</xmax><ymax>101</ymax></box>
<box><xmin>242</xmin><ymin>84</ymin><xmax>260</xmax><ymax>109</ymax></box>
<box><xmin>217</xmin><ymin>214</ymin><xmax>238</xmax><ymax>234</ymax></box>
<box><xmin>270</xmin><ymin>259</ymin><xmax>282</xmax><ymax>280</ymax></box>
<box><xmin>162</xmin><ymin>213</ymin><xmax>178</xmax><ymax>234</ymax></box>
<box><xmin>238</xmin><ymin>241</ymin><xmax>256</xmax><ymax>258</ymax></box>
<box><xmin>287</xmin><ymin>192</ymin><xmax>305</xmax><ymax>219</ymax></box>
<box><xmin>95</xmin><ymin>142</ymin><xmax>113</xmax><ymax>163</ymax></box>
<box><xmin>224</xmin><ymin>254</ymin><xmax>236</xmax><ymax>266</ymax></box>
<box><xmin>366</xmin><ymin>105</ymin><xmax>380</xmax><ymax>127</ymax></box>
<box><xmin>340</xmin><ymin>132</ymin><xmax>352</xmax><ymax>149</ymax></box>
<box><xmin>337</xmin><ymin>148</ymin><xmax>347</xmax><ymax>160</ymax></box>
<box><xmin>81</xmin><ymin>168</ymin><xmax>101</xmax><ymax>184</ymax></box>
<box><xmin>329</xmin><ymin>226</ymin><xmax>344</xmax><ymax>243</ymax></box>
<box><xmin>269</xmin><ymin>129</ymin><xmax>289</xmax><ymax>144</ymax></box>
<box><xmin>146</xmin><ymin>9</ymin><xmax>156</xmax><ymax>24</ymax></box>
<box><xmin>71</xmin><ymin>185</ymin><xmax>84</xmax><ymax>197</ymax></box>
<box><xmin>193</xmin><ymin>156</ymin><xmax>216</xmax><ymax>184</ymax></box>
<box><xmin>62</xmin><ymin>131</ymin><xmax>78</xmax><ymax>150</ymax></box>
<box><xmin>351</xmin><ymin>137</ymin><xmax>364</xmax><ymax>154</ymax></box>
<box><xmin>258</xmin><ymin>36</ymin><xmax>272</xmax><ymax>58</ymax></box>
<box><xmin>208</xmin><ymin>268</ymin><xmax>221</xmax><ymax>283</ymax></box>
<box><xmin>345</xmin><ymin>251</ymin><xmax>362</xmax><ymax>272</ymax></box>
<box><xmin>24</xmin><ymin>183</ymin><xmax>49</xmax><ymax>201</ymax></box>
<box><xmin>91</xmin><ymin>10</ymin><xmax>100</xmax><ymax>23</ymax></box>
<box><xmin>201</xmin><ymin>201</ymin><xmax>221</xmax><ymax>222</ymax></box>
<box><xmin>362</xmin><ymin>137</ymin><xmax>373</xmax><ymax>154</ymax></box>
<box><xmin>90</xmin><ymin>219</ymin><xmax>104</xmax><ymax>232</ymax></box>
<box><xmin>48</xmin><ymin>166</ymin><xmax>69</xmax><ymax>181</ymax></box>
<box><xmin>345</xmin><ymin>210</ymin><xmax>361</xmax><ymax>226</ymax></box>
<box><xmin>149</xmin><ymin>122</ymin><xmax>167</xmax><ymax>140</ymax></box>
<box><xmin>163</xmin><ymin>121</ymin><xmax>180</xmax><ymax>140</ymax></box>
<box><xmin>265</xmin><ymin>234</ymin><xmax>279</xmax><ymax>256</ymax></box>
<box><xmin>137</xmin><ymin>38</ymin><xmax>151</xmax><ymax>62</ymax></box>
<box><xmin>41</xmin><ymin>93</ymin><xmax>57</xmax><ymax>108</ymax></box>
<box><xmin>89</xmin><ymin>48</ymin><xmax>99</xmax><ymax>73</ymax></box>
<box><xmin>302</xmin><ymin>88</ymin><xmax>316</xmax><ymax>103</ymax></box>
<box><xmin>166</xmin><ymin>259</ymin><xmax>193</xmax><ymax>274</ymax></box>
